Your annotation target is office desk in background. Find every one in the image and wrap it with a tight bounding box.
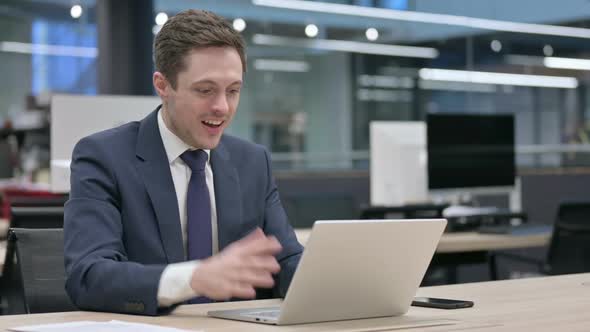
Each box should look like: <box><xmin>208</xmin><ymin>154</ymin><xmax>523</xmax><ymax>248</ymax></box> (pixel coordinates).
<box><xmin>294</xmin><ymin>228</ymin><xmax>550</xmax><ymax>253</ymax></box>
<box><xmin>0</xmin><ymin>273</ymin><xmax>588</xmax><ymax>331</ymax></box>
<box><xmin>296</xmin><ymin>228</ymin><xmax>551</xmax><ymax>283</ymax></box>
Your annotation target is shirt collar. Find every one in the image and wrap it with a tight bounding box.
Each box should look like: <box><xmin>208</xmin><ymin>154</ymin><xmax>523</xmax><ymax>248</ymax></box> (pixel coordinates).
<box><xmin>157</xmin><ymin>108</ymin><xmax>210</xmax><ymax>165</ymax></box>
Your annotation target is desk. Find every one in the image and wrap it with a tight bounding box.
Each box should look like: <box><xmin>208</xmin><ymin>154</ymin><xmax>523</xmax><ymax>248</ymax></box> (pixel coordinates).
<box><xmin>296</xmin><ymin>228</ymin><xmax>551</xmax><ymax>283</ymax></box>
<box><xmin>294</xmin><ymin>229</ymin><xmax>550</xmax><ymax>253</ymax></box>
<box><xmin>0</xmin><ymin>273</ymin><xmax>588</xmax><ymax>331</ymax></box>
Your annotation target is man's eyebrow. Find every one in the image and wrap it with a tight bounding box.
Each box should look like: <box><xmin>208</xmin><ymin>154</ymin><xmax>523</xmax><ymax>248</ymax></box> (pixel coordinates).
<box><xmin>190</xmin><ymin>79</ymin><xmax>216</xmax><ymax>86</ymax></box>
<box><xmin>190</xmin><ymin>79</ymin><xmax>243</xmax><ymax>86</ymax></box>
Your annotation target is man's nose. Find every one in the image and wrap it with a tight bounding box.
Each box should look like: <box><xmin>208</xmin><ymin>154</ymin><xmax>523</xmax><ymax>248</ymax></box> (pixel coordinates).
<box><xmin>211</xmin><ymin>93</ymin><xmax>229</xmax><ymax>115</ymax></box>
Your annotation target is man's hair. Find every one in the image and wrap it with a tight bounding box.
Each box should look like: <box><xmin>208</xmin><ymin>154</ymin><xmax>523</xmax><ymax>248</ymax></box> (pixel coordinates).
<box><xmin>154</xmin><ymin>9</ymin><xmax>246</xmax><ymax>89</ymax></box>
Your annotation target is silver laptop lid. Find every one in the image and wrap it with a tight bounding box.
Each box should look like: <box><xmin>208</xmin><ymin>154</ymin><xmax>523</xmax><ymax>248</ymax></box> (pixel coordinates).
<box><xmin>277</xmin><ymin>219</ymin><xmax>446</xmax><ymax>325</ymax></box>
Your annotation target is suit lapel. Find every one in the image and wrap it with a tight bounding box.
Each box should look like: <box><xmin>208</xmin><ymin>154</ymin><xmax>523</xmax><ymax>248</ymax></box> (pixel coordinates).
<box><xmin>135</xmin><ymin>108</ymin><xmax>184</xmax><ymax>263</ymax></box>
<box><xmin>211</xmin><ymin>140</ymin><xmax>243</xmax><ymax>250</ymax></box>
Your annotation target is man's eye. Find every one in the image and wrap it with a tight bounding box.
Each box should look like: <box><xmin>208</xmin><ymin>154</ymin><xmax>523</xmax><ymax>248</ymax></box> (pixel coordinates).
<box><xmin>196</xmin><ymin>88</ymin><xmax>212</xmax><ymax>94</ymax></box>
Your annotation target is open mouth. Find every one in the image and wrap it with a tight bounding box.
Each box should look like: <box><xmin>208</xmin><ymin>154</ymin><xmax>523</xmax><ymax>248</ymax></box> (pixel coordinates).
<box><xmin>202</xmin><ymin>120</ymin><xmax>224</xmax><ymax>128</ymax></box>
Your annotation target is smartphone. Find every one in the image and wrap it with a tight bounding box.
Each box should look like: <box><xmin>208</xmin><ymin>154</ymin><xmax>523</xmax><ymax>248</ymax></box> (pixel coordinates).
<box><xmin>412</xmin><ymin>297</ymin><xmax>474</xmax><ymax>309</ymax></box>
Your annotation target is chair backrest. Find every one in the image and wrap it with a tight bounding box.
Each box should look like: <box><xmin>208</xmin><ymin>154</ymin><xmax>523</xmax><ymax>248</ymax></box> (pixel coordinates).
<box><xmin>546</xmin><ymin>202</ymin><xmax>590</xmax><ymax>275</ymax></box>
<box><xmin>8</xmin><ymin>195</ymin><xmax>68</xmax><ymax>208</ymax></box>
<box><xmin>0</xmin><ymin>230</ymin><xmax>26</xmax><ymax>314</ymax></box>
<box><xmin>2</xmin><ymin>228</ymin><xmax>76</xmax><ymax>314</ymax></box>
<box><xmin>10</xmin><ymin>206</ymin><xmax>64</xmax><ymax>228</ymax></box>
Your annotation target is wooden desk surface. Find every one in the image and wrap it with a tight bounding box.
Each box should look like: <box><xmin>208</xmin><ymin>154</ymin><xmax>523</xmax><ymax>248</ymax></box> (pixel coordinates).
<box><xmin>294</xmin><ymin>228</ymin><xmax>551</xmax><ymax>253</ymax></box>
<box><xmin>0</xmin><ymin>273</ymin><xmax>588</xmax><ymax>331</ymax></box>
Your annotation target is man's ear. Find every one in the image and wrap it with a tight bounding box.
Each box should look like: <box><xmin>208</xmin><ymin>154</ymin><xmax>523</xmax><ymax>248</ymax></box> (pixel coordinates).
<box><xmin>153</xmin><ymin>72</ymin><xmax>170</xmax><ymax>98</ymax></box>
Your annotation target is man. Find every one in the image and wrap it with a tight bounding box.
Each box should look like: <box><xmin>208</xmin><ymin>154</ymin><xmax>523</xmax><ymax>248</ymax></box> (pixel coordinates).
<box><xmin>64</xmin><ymin>9</ymin><xmax>303</xmax><ymax>316</ymax></box>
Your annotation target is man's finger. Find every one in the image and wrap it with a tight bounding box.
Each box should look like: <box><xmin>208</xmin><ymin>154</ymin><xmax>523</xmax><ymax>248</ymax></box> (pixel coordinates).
<box><xmin>228</xmin><ymin>228</ymin><xmax>267</xmax><ymax>251</ymax></box>
<box><xmin>235</xmin><ymin>270</ymin><xmax>275</xmax><ymax>288</ymax></box>
<box><xmin>243</xmin><ymin>255</ymin><xmax>281</xmax><ymax>274</ymax></box>
<box><xmin>238</xmin><ymin>235</ymin><xmax>282</xmax><ymax>257</ymax></box>
<box><xmin>231</xmin><ymin>283</ymin><xmax>257</xmax><ymax>299</ymax></box>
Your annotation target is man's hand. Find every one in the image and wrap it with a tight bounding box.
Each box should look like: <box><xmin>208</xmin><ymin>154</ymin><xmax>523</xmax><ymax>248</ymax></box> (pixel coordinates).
<box><xmin>190</xmin><ymin>228</ymin><xmax>282</xmax><ymax>300</ymax></box>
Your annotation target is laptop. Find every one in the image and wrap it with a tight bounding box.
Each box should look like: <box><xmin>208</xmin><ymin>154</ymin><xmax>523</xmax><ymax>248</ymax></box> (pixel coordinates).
<box><xmin>208</xmin><ymin>218</ymin><xmax>447</xmax><ymax>325</ymax></box>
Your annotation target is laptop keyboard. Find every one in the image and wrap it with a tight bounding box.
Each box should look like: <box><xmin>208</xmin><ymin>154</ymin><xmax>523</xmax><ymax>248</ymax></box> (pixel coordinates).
<box><xmin>243</xmin><ymin>309</ymin><xmax>281</xmax><ymax>318</ymax></box>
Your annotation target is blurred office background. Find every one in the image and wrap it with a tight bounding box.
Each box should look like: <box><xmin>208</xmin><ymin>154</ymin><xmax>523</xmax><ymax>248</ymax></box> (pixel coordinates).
<box><xmin>1</xmin><ymin>0</ymin><xmax>590</xmax><ymax>285</ymax></box>
<box><xmin>2</xmin><ymin>0</ymin><xmax>590</xmax><ymax>173</ymax></box>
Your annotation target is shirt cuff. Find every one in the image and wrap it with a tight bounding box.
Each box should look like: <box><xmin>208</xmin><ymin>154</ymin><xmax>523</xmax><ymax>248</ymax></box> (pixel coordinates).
<box><xmin>157</xmin><ymin>260</ymin><xmax>200</xmax><ymax>307</ymax></box>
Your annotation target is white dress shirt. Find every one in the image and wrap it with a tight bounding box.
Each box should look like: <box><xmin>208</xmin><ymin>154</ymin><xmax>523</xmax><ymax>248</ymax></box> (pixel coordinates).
<box><xmin>156</xmin><ymin>109</ymin><xmax>219</xmax><ymax>307</ymax></box>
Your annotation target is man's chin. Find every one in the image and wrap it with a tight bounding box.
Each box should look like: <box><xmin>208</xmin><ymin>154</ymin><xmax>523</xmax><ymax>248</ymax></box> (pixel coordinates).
<box><xmin>195</xmin><ymin>136</ymin><xmax>222</xmax><ymax>150</ymax></box>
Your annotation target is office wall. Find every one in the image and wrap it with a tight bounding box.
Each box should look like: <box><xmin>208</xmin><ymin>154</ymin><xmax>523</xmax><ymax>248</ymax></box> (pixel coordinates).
<box><xmin>229</xmin><ymin>52</ymin><xmax>353</xmax><ymax>168</ymax></box>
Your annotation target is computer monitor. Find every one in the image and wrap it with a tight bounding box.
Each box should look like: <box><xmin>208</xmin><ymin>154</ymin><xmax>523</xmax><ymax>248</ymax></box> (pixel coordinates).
<box><xmin>50</xmin><ymin>95</ymin><xmax>159</xmax><ymax>193</ymax></box>
<box><xmin>370</xmin><ymin>121</ymin><xmax>428</xmax><ymax>206</ymax></box>
<box><xmin>426</xmin><ymin>113</ymin><xmax>515</xmax><ymax>191</ymax></box>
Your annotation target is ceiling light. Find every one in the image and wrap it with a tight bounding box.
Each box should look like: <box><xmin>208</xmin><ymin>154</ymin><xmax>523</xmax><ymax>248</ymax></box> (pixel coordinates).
<box><xmin>253</xmin><ymin>34</ymin><xmax>438</xmax><ymax>58</ymax></box>
<box><xmin>490</xmin><ymin>40</ymin><xmax>502</xmax><ymax>52</ymax></box>
<box><xmin>0</xmin><ymin>41</ymin><xmax>97</xmax><ymax>58</ymax></box>
<box><xmin>544</xmin><ymin>56</ymin><xmax>590</xmax><ymax>71</ymax></box>
<box><xmin>155</xmin><ymin>12</ymin><xmax>168</xmax><ymax>26</ymax></box>
<box><xmin>419</xmin><ymin>68</ymin><xmax>578</xmax><ymax>89</ymax></box>
<box><xmin>365</xmin><ymin>28</ymin><xmax>379</xmax><ymax>41</ymax></box>
<box><xmin>543</xmin><ymin>45</ymin><xmax>554</xmax><ymax>56</ymax></box>
<box><xmin>418</xmin><ymin>80</ymin><xmax>498</xmax><ymax>93</ymax></box>
<box><xmin>233</xmin><ymin>18</ymin><xmax>247</xmax><ymax>32</ymax></box>
<box><xmin>70</xmin><ymin>5</ymin><xmax>82</xmax><ymax>19</ymax></box>
<box><xmin>305</xmin><ymin>24</ymin><xmax>319</xmax><ymax>38</ymax></box>
<box><xmin>253</xmin><ymin>0</ymin><xmax>590</xmax><ymax>39</ymax></box>
<box><xmin>254</xmin><ymin>59</ymin><xmax>310</xmax><ymax>72</ymax></box>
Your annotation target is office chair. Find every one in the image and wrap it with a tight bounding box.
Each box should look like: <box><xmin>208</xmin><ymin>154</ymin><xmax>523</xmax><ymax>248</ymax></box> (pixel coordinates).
<box><xmin>9</xmin><ymin>206</ymin><xmax>64</xmax><ymax>228</ymax></box>
<box><xmin>8</xmin><ymin>195</ymin><xmax>68</xmax><ymax>208</ymax></box>
<box><xmin>490</xmin><ymin>201</ymin><xmax>590</xmax><ymax>279</ymax></box>
<box><xmin>0</xmin><ymin>228</ymin><xmax>76</xmax><ymax>314</ymax></box>
<box><xmin>1</xmin><ymin>191</ymin><xmax>67</xmax><ymax>220</ymax></box>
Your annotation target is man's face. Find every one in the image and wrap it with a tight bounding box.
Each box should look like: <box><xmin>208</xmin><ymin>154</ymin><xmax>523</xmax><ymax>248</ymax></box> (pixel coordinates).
<box><xmin>154</xmin><ymin>46</ymin><xmax>243</xmax><ymax>149</ymax></box>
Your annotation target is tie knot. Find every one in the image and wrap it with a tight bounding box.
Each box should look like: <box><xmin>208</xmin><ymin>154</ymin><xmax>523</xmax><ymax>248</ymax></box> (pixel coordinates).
<box><xmin>180</xmin><ymin>149</ymin><xmax>208</xmax><ymax>172</ymax></box>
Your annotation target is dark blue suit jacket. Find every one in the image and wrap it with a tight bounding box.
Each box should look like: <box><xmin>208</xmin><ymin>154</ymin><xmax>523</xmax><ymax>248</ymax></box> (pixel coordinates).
<box><xmin>64</xmin><ymin>109</ymin><xmax>303</xmax><ymax>315</ymax></box>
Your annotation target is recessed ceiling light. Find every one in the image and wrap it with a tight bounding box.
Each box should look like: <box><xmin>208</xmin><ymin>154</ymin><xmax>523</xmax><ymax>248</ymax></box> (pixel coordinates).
<box><xmin>305</xmin><ymin>24</ymin><xmax>319</xmax><ymax>38</ymax></box>
<box><xmin>366</xmin><ymin>28</ymin><xmax>379</xmax><ymax>41</ymax></box>
<box><xmin>70</xmin><ymin>5</ymin><xmax>82</xmax><ymax>19</ymax></box>
<box><xmin>155</xmin><ymin>12</ymin><xmax>168</xmax><ymax>26</ymax></box>
<box><xmin>543</xmin><ymin>45</ymin><xmax>554</xmax><ymax>56</ymax></box>
<box><xmin>233</xmin><ymin>18</ymin><xmax>247</xmax><ymax>32</ymax></box>
<box><xmin>491</xmin><ymin>40</ymin><xmax>502</xmax><ymax>52</ymax></box>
